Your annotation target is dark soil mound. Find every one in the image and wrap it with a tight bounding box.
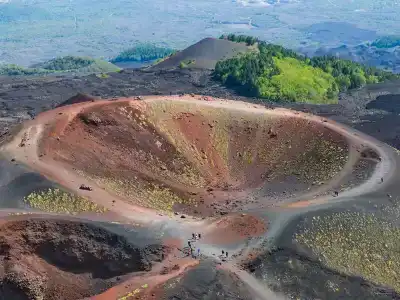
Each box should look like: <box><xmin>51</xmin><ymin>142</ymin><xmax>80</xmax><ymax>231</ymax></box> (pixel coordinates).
<box><xmin>150</xmin><ymin>38</ymin><xmax>250</xmax><ymax>70</ymax></box>
<box><xmin>0</xmin><ymin>219</ymin><xmax>169</xmax><ymax>300</ymax></box>
<box><xmin>366</xmin><ymin>94</ymin><xmax>400</xmax><ymax>113</ymax></box>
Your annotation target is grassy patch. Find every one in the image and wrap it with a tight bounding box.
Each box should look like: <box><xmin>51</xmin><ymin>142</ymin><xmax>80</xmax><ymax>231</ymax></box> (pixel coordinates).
<box><xmin>76</xmin><ymin>169</ymin><xmax>196</xmax><ymax>214</ymax></box>
<box><xmin>260</xmin><ymin>57</ymin><xmax>337</xmax><ymax>104</ymax></box>
<box><xmin>24</xmin><ymin>188</ymin><xmax>106</xmax><ymax>214</ymax></box>
<box><xmin>295</xmin><ymin>211</ymin><xmax>400</xmax><ymax>292</ymax></box>
<box><xmin>105</xmin><ymin>179</ymin><xmax>197</xmax><ymax>214</ymax></box>
<box><xmin>286</xmin><ymin>139</ymin><xmax>347</xmax><ymax>182</ymax></box>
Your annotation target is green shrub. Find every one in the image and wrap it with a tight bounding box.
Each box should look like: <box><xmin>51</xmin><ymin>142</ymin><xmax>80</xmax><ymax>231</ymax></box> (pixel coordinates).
<box><xmin>96</xmin><ymin>73</ymin><xmax>109</xmax><ymax>79</ymax></box>
<box><xmin>24</xmin><ymin>188</ymin><xmax>107</xmax><ymax>214</ymax></box>
<box><xmin>178</xmin><ymin>59</ymin><xmax>195</xmax><ymax>69</ymax></box>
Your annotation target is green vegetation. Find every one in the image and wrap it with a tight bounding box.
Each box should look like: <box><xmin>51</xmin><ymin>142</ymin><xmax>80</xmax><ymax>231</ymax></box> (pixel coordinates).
<box><xmin>220</xmin><ymin>34</ymin><xmax>259</xmax><ymax>46</ymax></box>
<box><xmin>0</xmin><ymin>56</ymin><xmax>120</xmax><ymax>76</ymax></box>
<box><xmin>24</xmin><ymin>188</ymin><xmax>107</xmax><ymax>214</ymax></box>
<box><xmin>178</xmin><ymin>59</ymin><xmax>195</xmax><ymax>69</ymax></box>
<box><xmin>0</xmin><ymin>64</ymin><xmax>50</xmax><ymax>76</ymax></box>
<box><xmin>258</xmin><ymin>57</ymin><xmax>337</xmax><ymax>103</ymax></box>
<box><xmin>111</xmin><ymin>44</ymin><xmax>175</xmax><ymax>63</ymax></box>
<box><xmin>34</xmin><ymin>56</ymin><xmax>94</xmax><ymax>70</ymax></box>
<box><xmin>96</xmin><ymin>73</ymin><xmax>110</xmax><ymax>79</ymax></box>
<box><xmin>296</xmin><ymin>211</ymin><xmax>400</xmax><ymax>292</ymax></box>
<box><xmin>371</xmin><ymin>36</ymin><xmax>400</xmax><ymax>48</ymax></box>
<box><xmin>214</xmin><ymin>37</ymin><xmax>398</xmax><ymax>103</ymax></box>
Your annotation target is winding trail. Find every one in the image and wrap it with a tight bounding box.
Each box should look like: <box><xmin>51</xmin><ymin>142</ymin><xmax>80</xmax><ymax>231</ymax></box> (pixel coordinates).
<box><xmin>0</xmin><ymin>95</ymin><xmax>398</xmax><ymax>299</ymax></box>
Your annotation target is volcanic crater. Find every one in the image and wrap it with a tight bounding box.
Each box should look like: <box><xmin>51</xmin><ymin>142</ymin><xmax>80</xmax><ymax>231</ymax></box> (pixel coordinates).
<box><xmin>0</xmin><ymin>218</ymin><xmax>170</xmax><ymax>300</ymax></box>
<box><xmin>38</xmin><ymin>97</ymin><xmax>350</xmax><ymax>216</ymax></box>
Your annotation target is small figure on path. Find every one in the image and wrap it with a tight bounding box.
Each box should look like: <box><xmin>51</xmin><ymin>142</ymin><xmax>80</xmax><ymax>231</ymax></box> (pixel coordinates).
<box><xmin>188</xmin><ymin>241</ymin><xmax>193</xmax><ymax>257</ymax></box>
<box><xmin>222</xmin><ymin>250</ymin><xmax>225</xmax><ymax>255</ymax></box>
<box><xmin>381</xmin><ymin>177</ymin><xmax>384</xmax><ymax>183</ymax></box>
<box><xmin>334</xmin><ymin>191</ymin><xmax>338</xmax><ymax>197</ymax></box>
<box><xmin>192</xmin><ymin>233</ymin><xmax>195</xmax><ymax>239</ymax></box>
<box><xmin>226</xmin><ymin>252</ymin><xmax>228</xmax><ymax>258</ymax></box>
<box><xmin>198</xmin><ymin>233</ymin><xmax>201</xmax><ymax>239</ymax></box>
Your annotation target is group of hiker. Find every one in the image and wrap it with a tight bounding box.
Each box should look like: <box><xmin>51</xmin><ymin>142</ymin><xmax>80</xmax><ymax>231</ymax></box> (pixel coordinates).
<box><xmin>186</xmin><ymin>233</ymin><xmax>229</xmax><ymax>260</ymax></box>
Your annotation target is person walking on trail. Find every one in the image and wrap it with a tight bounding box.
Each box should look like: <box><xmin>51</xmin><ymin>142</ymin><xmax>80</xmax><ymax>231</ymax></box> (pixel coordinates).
<box><xmin>197</xmin><ymin>248</ymin><xmax>200</xmax><ymax>257</ymax></box>
<box><xmin>188</xmin><ymin>241</ymin><xmax>192</xmax><ymax>256</ymax></box>
<box><xmin>226</xmin><ymin>251</ymin><xmax>228</xmax><ymax>258</ymax></box>
<box><xmin>192</xmin><ymin>233</ymin><xmax>195</xmax><ymax>239</ymax></box>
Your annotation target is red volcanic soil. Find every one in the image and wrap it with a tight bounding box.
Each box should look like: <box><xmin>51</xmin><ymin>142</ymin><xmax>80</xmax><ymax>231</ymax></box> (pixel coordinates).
<box><xmin>205</xmin><ymin>213</ymin><xmax>267</xmax><ymax>244</ymax></box>
<box><xmin>35</xmin><ymin>97</ymin><xmax>349</xmax><ymax>217</ymax></box>
<box><xmin>0</xmin><ymin>218</ymin><xmax>171</xmax><ymax>300</ymax></box>
<box><xmin>94</xmin><ymin>258</ymin><xmax>199</xmax><ymax>300</ymax></box>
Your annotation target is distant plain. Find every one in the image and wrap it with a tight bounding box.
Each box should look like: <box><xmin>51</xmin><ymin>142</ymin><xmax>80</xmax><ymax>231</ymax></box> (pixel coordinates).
<box><xmin>1</xmin><ymin>0</ymin><xmax>400</xmax><ymax>66</ymax></box>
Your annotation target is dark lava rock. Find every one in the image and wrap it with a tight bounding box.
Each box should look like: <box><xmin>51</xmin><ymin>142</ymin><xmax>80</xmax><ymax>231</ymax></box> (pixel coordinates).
<box><xmin>248</xmin><ymin>246</ymin><xmax>400</xmax><ymax>300</ymax></box>
<box><xmin>160</xmin><ymin>260</ymin><xmax>254</xmax><ymax>300</ymax></box>
<box><xmin>79</xmin><ymin>184</ymin><xmax>92</xmax><ymax>191</ymax></box>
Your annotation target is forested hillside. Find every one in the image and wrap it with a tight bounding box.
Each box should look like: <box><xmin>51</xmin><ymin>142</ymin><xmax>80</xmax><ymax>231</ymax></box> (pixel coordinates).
<box><xmin>215</xmin><ymin>35</ymin><xmax>398</xmax><ymax>103</ymax></box>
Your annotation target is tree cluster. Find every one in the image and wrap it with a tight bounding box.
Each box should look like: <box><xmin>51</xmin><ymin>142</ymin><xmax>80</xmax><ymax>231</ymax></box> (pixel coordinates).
<box><xmin>37</xmin><ymin>56</ymin><xmax>94</xmax><ymax>70</ymax></box>
<box><xmin>214</xmin><ymin>37</ymin><xmax>398</xmax><ymax>103</ymax></box>
<box><xmin>111</xmin><ymin>44</ymin><xmax>175</xmax><ymax>62</ymax></box>
<box><xmin>0</xmin><ymin>64</ymin><xmax>49</xmax><ymax>76</ymax></box>
<box><xmin>219</xmin><ymin>34</ymin><xmax>259</xmax><ymax>46</ymax></box>
<box><xmin>371</xmin><ymin>36</ymin><xmax>400</xmax><ymax>49</ymax></box>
